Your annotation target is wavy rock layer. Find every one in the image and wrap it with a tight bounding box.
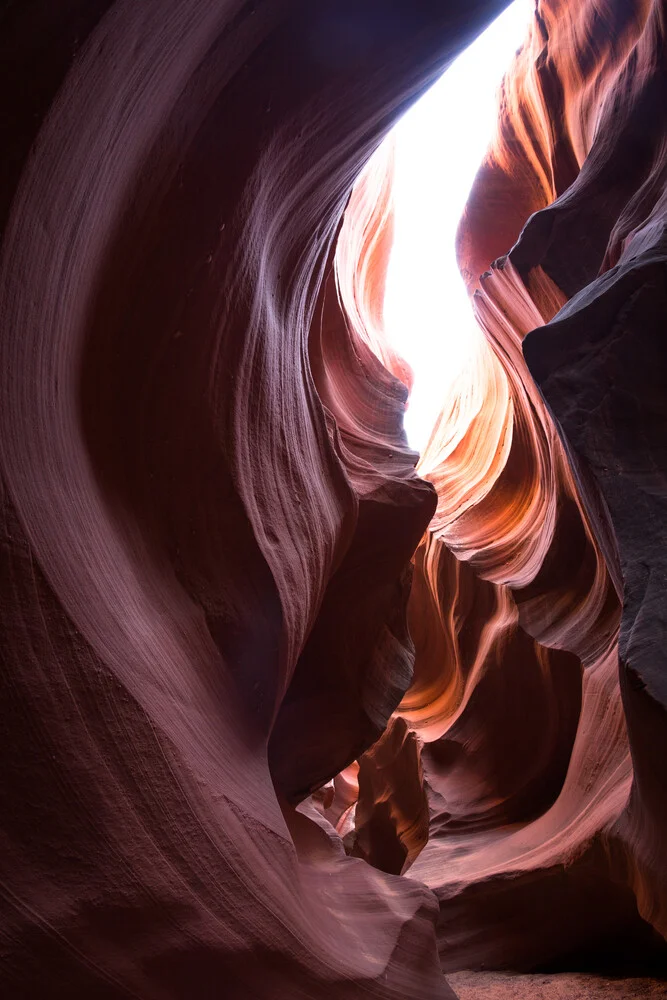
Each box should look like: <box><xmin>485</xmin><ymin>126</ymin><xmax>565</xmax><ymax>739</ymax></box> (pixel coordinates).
<box><xmin>0</xmin><ymin>1</ymin><xmax>508</xmax><ymax>997</ymax></box>
<box><xmin>436</xmin><ymin>0</ymin><xmax>667</xmax><ymax>973</ymax></box>
<box><xmin>1</xmin><ymin>0</ymin><xmax>667</xmax><ymax>996</ymax></box>
<box><xmin>332</xmin><ymin>0</ymin><xmax>667</xmax><ymax>975</ymax></box>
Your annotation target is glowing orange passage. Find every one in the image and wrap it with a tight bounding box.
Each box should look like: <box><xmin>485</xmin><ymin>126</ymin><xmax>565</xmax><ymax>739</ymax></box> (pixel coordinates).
<box><xmin>329</xmin><ymin>0</ymin><xmax>651</xmax><ymax>943</ymax></box>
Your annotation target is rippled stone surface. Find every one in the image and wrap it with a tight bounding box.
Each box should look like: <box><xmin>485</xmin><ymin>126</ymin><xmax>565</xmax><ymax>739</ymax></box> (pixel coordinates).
<box><xmin>1</xmin><ymin>0</ymin><xmax>666</xmax><ymax>996</ymax></box>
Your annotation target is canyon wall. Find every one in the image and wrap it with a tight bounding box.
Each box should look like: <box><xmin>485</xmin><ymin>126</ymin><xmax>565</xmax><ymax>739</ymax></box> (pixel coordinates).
<box><xmin>0</xmin><ymin>0</ymin><xmax>666</xmax><ymax>997</ymax></box>
<box><xmin>0</xmin><ymin>1</ymin><xmax>505</xmax><ymax>997</ymax></box>
<box><xmin>334</xmin><ymin>0</ymin><xmax>667</xmax><ymax>974</ymax></box>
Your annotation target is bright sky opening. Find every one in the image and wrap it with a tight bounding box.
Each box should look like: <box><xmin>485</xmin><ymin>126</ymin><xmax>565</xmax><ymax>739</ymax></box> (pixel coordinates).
<box><xmin>383</xmin><ymin>1</ymin><xmax>534</xmax><ymax>452</ymax></box>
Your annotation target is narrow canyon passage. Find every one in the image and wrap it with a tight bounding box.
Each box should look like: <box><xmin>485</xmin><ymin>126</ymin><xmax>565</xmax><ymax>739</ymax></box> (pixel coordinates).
<box><xmin>328</xmin><ymin>0</ymin><xmax>667</xmax><ymax>978</ymax></box>
<box><xmin>1</xmin><ymin>2</ymin><xmax>667</xmax><ymax>998</ymax></box>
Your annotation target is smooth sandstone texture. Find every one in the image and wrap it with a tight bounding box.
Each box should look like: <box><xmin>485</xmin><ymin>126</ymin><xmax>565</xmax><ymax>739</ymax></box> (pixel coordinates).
<box><xmin>0</xmin><ymin>1</ymin><xmax>504</xmax><ymax>998</ymax></box>
<box><xmin>1</xmin><ymin>0</ymin><xmax>667</xmax><ymax>997</ymax></box>
<box><xmin>331</xmin><ymin>0</ymin><xmax>667</xmax><ymax>977</ymax></box>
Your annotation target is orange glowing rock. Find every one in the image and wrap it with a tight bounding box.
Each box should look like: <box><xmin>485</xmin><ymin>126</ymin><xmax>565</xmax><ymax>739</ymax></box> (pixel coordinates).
<box><xmin>331</xmin><ymin>0</ymin><xmax>667</xmax><ymax>972</ymax></box>
<box><xmin>1</xmin><ymin>0</ymin><xmax>666</xmax><ymax>995</ymax></box>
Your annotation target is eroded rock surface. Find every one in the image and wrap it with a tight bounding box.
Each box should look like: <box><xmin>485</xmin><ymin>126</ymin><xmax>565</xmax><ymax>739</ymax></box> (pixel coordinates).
<box><xmin>1</xmin><ymin>0</ymin><xmax>666</xmax><ymax>997</ymax></box>
<box><xmin>333</xmin><ymin>0</ymin><xmax>667</xmax><ymax>976</ymax></box>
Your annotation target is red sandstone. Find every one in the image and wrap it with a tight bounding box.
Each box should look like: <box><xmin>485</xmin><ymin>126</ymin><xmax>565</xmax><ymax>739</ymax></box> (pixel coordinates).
<box><xmin>0</xmin><ymin>1</ymin><xmax>666</xmax><ymax>997</ymax></box>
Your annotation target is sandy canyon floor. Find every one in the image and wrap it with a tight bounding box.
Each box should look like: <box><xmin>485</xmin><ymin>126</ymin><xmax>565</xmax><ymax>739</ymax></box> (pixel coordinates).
<box><xmin>449</xmin><ymin>971</ymin><xmax>667</xmax><ymax>998</ymax></box>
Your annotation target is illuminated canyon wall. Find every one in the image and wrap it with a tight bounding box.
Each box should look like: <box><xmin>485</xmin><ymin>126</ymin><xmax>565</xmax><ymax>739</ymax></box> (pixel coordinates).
<box><xmin>0</xmin><ymin>1</ymin><xmax>666</xmax><ymax>997</ymax></box>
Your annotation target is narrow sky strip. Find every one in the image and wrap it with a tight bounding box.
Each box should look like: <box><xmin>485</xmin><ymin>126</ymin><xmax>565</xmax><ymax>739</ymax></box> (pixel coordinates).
<box><xmin>383</xmin><ymin>0</ymin><xmax>534</xmax><ymax>451</ymax></box>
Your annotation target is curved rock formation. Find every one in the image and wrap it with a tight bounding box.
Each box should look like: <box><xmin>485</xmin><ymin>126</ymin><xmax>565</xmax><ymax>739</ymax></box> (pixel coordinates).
<box><xmin>407</xmin><ymin>0</ymin><xmax>667</xmax><ymax>972</ymax></box>
<box><xmin>0</xmin><ymin>1</ymin><xmax>507</xmax><ymax>997</ymax></box>
<box><xmin>1</xmin><ymin>0</ymin><xmax>667</xmax><ymax>996</ymax></box>
<box><xmin>331</xmin><ymin>0</ymin><xmax>667</xmax><ymax>975</ymax></box>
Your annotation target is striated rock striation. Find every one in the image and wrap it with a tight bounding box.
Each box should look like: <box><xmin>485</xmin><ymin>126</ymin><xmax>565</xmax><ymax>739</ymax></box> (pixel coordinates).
<box><xmin>1</xmin><ymin>0</ymin><xmax>667</xmax><ymax>997</ymax></box>
<box><xmin>333</xmin><ymin>0</ymin><xmax>667</xmax><ymax>975</ymax></box>
<box><xmin>0</xmin><ymin>1</ymin><xmax>505</xmax><ymax>997</ymax></box>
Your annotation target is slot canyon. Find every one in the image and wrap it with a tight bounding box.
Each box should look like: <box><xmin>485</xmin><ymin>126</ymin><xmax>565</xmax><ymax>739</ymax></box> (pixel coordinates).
<box><xmin>2</xmin><ymin>0</ymin><xmax>667</xmax><ymax>997</ymax></box>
